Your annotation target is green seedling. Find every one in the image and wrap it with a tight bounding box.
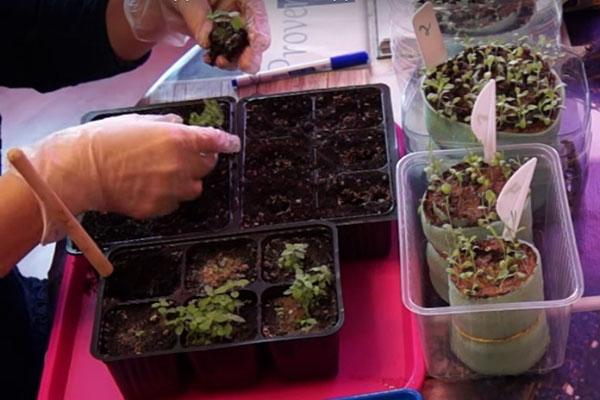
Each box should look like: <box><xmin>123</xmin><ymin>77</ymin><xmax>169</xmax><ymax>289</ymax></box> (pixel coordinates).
<box><xmin>153</xmin><ymin>279</ymin><xmax>249</xmax><ymax>346</ymax></box>
<box><xmin>423</xmin><ymin>43</ymin><xmax>563</xmax><ymax>132</ymax></box>
<box><xmin>277</xmin><ymin>243</ymin><xmax>308</xmax><ymax>271</ymax></box>
<box><xmin>188</xmin><ymin>99</ymin><xmax>225</xmax><ymax>127</ymax></box>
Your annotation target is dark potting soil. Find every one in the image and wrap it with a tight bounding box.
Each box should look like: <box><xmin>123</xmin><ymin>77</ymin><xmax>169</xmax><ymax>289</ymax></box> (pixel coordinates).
<box><xmin>99</xmin><ymin>303</ymin><xmax>177</xmax><ymax>357</ymax></box>
<box><xmin>240</xmin><ymin>87</ymin><xmax>391</xmax><ymax>227</ymax></box>
<box><xmin>207</xmin><ymin>21</ymin><xmax>249</xmax><ymax>65</ymax></box>
<box><xmin>241</xmin><ymin>178</ymin><xmax>316</xmax><ymax>227</ymax></box>
<box><xmin>183</xmin><ymin>292</ymin><xmax>258</xmax><ymax>348</ymax></box>
<box><xmin>244</xmin><ymin>136</ymin><xmax>312</xmax><ymax>181</ymax></box>
<box><xmin>261</xmin><ymin>234</ymin><xmax>333</xmax><ymax>283</ymax></box>
<box><xmin>450</xmin><ymin>238</ymin><xmax>538</xmax><ymax>298</ymax></box>
<box><xmin>184</xmin><ymin>239</ymin><xmax>258</xmax><ymax>292</ymax></box>
<box><xmin>316</xmin><ymin>171</ymin><xmax>393</xmax><ymax>218</ymax></box>
<box><xmin>316</xmin><ymin>128</ymin><xmax>387</xmax><ymax>172</ymax></box>
<box><xmin>315</xmin><ymin>88</ymin><xmax>383</xmax><ymax>130</ymax></box>
<box><xmin>244</xmin><ymin>95</ymin><xmax>314</xmax><ymax>139</ymax></box>
<box><xmin>104</xmin><ymin>248</ymin><xmax>182</xmax><ymax>302</ymax></box>
<box><xmin>423</xmin><ymin>161</ymin><xmax>515</xmax><ymax>226</ymax></box>
<box><xmin>261</xmin><ymin>289</ymin><xmax>338</xmax><ymax>337</ymax></box>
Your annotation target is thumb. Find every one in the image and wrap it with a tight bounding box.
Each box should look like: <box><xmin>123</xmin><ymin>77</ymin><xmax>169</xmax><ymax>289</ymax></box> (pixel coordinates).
<box><xmin>175</xmin><ymin>0</ymin><xmax>213</xmax><ymax>47</ymax></box>
<box><xmin>182</xmin><ymin>126</ymin><xmax>241</xmax><ymax>153</ymax></box>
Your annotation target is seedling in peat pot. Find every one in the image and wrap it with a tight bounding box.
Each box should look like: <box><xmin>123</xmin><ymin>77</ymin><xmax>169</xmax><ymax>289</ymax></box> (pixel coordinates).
<box><xmin>206</xmin><ymin>11</ymin><xmax>249</xmax><ymax>65</ymax></box>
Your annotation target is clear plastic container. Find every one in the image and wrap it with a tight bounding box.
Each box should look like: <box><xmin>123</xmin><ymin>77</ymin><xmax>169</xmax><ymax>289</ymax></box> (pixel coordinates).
<box><xmin>400</xmin><ymin>45</ymin><xmax>591</xmax><ymax>211</ymax></box>
<box><xmin>396</xmin><ymin>143</ymin><xmax>585</xmax><ymax>380</ymax></box>
<box><xmin>389</xmin><ymin>0</ymin><xmax>562</xmax><ymax>94</ymax></box>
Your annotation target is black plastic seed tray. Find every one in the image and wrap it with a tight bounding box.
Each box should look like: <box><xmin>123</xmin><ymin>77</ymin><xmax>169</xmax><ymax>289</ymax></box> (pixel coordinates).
<box><xmin>70</xmin><ymin>85</ymin><xmax>398</xmax><ymax>259</ymax></box>
<box><xmin>70</xmin><ymin>97</ymin><xmax>238</xmax><ymax>253</ymax></box>
<box><xmin>91</xmin><ymin>223</ymin><xmax>343</xmax><ymax>399</ymax></box>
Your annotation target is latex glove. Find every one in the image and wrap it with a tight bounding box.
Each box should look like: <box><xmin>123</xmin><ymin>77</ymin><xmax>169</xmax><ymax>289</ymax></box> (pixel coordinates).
<box><xmin>124</xmin><ymin>0</ymin><xmax>270</xmax><ymax>73</ymax></box>
<box><xmin>10</xmin><ymin>113</ymin><xmax>240</xmax><ymax>244</ymax></box>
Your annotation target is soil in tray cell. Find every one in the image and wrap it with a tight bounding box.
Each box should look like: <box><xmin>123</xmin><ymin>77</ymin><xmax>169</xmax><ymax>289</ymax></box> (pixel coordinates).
<box><xmin>315</xmin><ymin>88</ymin><xmax>383</xmax><ymax>130</ymax></box>
<box><xmin>184</xmin><ymin>239</ymin><xmax>258</xmax><ymax>294</ymax></box>
<box><xmin>316</xmin><ymin>171</ymin><xmax>393</xmax><ymax>218</ymax></box>
<box><xmin>315</xmin><ymin>128</ymin><xmax>387</xmax><ymax>172</ymax></box>
<box><xmin>244</xmin><ymin>95</ymin><xmax>314</xmax><ymax>139</ymax></box>
<box><xmin>182</xmin><ymin>291</ymin><xmax>259</xmax><ymax>348</ymax></box>
<box><xmin>82</xmin><ymin>156</ymin><xmax>231</xmax><ymax>245</ymax></box>
<box><xmin>241</xmin><ymin>178</ymin><xmax>315</xmax><ymax>228</ymax></box>
<box><xmin>244</xmin><ymin>136</ymin><xmax>312</xmax><ymax>182</ymax></box>
<box><xmin>99</xmin><ymin>302</ymin><xmax>177</xmax><ymax>357</ymax></box>
<box><xmin>261</xmin><ymin>286</ymin><xmax>338</xmax><ymax>338</ymax></box>
<box><xmin>262</xmin><ymin>233</ymin><xmax>333</xmax><ymax>284</ymax></box>
<box><xmin>104</xmin><ymin>248</ymin><xmax>182</xmax><ymax>302</ymax></box>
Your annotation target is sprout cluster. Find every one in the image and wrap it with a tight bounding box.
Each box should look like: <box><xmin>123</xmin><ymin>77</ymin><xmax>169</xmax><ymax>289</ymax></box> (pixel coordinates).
<box><xmin>276</xmin><ymin>242</ymin><xmax>333</xmax><ymax>332</ymax></box>
<box><xmin>188</xmin><ymin>99</ymin><xmax>225</xmax><ymax>128</ymax></box>
<box><xmin>423</xmin><ymin>43</ymin><xmax>564</xmax><ymax>132</ymax></box>
<box><xmin>424</xmin><ymin>152</ymin><xmax>518</xmax><ymax>226</ymax></box>
<box><xmin>153</xmin><ymin>279</ymin><xmax>249</xmax><ymax>346</ymax></box>
<box><xmin>446</xmin><ymin>235</ymin><xmax>530</xmax><ymax>297</ymax></box>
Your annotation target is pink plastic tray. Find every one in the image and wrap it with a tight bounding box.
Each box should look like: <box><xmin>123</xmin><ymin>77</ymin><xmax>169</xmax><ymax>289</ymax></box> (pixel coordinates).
<box><xmin>38</xmin><ymin>125</ymin><xmax>425</xmax><ymax>399</ymax></box>
<box><xmin>38</xmin><ymin>231</ymin><xmax>424</xmax><ymax>400</ymax></box>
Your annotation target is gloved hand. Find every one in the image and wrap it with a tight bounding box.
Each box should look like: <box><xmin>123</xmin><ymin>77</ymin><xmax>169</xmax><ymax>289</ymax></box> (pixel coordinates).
<box><xmin>9</xmin><ymin>113</ymin><xmax>240</xmax><ymax>244</ymax></box>
<box><xmin>124</xmin><ymin>0</ymin><xmax>270</xmax><ymax>73</ymax></box>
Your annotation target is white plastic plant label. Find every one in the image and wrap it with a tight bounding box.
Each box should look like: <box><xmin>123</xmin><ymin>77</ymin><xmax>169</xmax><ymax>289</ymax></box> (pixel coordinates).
<box><xmin>412</xmin><ymin>2</ymin><xmax>447</xmax><ymax>69</ymax></box>
<box><xmin>497</xmin><ymin>158</ymin><xmax>538</xmax><ymax>240</ymax></box>
<box><xmin>470</xmin><ymin>79</ymin><xmax>497</xmax><ymax>163</ymax></box>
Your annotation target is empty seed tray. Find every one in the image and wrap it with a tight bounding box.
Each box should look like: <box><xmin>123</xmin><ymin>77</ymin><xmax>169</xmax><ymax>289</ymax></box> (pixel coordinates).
<box><xmin>91</xmin><ymin>223</ymin><xmax>344</xmax><ymax>399</ymax></box>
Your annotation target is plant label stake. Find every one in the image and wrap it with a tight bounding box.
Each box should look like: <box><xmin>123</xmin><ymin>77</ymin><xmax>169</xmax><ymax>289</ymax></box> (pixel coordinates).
<box><xmin>412</xmin><ymin>2</ymin><xmax>448</xmax><ymax>69</ymax></box>
<box><xmin>470</xmin><ymin>79</ymin><xmax>497</xmax><ymax>163</ymax></box>
<box><xmin>496</xmin><ymin>158</ymin><xmax>537</xmax><ymax>241</ymax></box>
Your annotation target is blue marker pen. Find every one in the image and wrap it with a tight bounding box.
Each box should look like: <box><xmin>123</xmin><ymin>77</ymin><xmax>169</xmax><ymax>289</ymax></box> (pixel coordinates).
<box><xmin>232</xmin><ymin>51</ymin><xmax>369</xmax><ymax>88</ymax></box>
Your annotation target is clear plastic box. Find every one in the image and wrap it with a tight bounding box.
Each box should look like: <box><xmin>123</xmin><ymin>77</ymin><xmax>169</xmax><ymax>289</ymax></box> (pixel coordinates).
<box><xmin>389</xmin><ymin>0</ymin><xmax>562</xmax><ymax>94</ymax></box>
<box><xmin>396</xmin><ymin>143</ymin><xmax>584</xmax><ymax>380</ymax></box>
<box><xmin>400</xmin><ymin>45</ymin><xmax>591</xmax><ymax>211</ymax></box>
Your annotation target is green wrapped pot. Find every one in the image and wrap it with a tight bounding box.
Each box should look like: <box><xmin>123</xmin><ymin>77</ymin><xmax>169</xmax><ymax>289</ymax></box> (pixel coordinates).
<box><xmin>426</xmin><ymin>242</ymin><xmax>451</xmax><ymax>302</ymax></box>
<box><xmin>421</xmin><ymin>72</ymin><xmax>564</xmax><ymax>149</ymax></box>
<box><xmin>419</xmin><ymin>195</ymin><xmax>533</xmax><ymax>255</ymax></box>
<box><xmin>450</xmin><ymin>312</ymin><xmax>550</xmax><ymax>376</ymax></box>
<box><xmin>449</xmin><ymin>241</ymin><xmax>544</xmax><ymax>339</ymax></box>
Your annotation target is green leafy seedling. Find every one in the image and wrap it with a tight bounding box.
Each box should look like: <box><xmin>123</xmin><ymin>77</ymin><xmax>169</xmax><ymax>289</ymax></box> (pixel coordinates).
<box><xmin>152</xmin><ymin>279</ymin><xmax>249</xmax><ymax>346</ymax></box>
<box><xmin>188</xmin><ymin>99</ymin><xmax>225</xmax><ymax>127</ymax></box>
<box><xmin>277</xmin><ymin>243</ymin><xmax>308</xmax><ymax>271</ymax></box>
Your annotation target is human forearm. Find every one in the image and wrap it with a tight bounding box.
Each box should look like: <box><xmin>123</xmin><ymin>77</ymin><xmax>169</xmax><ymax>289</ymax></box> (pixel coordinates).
<box><xmin>0</xmin><ymin>174</ymin><xmax>43</xmax><ymax>277</ymax></box>
<box><xmin>106</xmin><ymin>0</ymin><xmax>154</xmax><ymax>61</ymax></box>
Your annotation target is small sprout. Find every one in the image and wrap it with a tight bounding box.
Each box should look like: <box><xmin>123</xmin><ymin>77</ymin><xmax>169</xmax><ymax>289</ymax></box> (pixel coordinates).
<box><xmin>284</xmin><ymin>265</ymin><xmax>333</xmax><ymax>314</ymax></box>
<box><xmin>134</xmin><ymin>330</ymin><xmax>145</xmax><ymax>338</ymax></box>
<box><xmin>440</xmin><ymin>183</ymin><xmax>452</xmax><ymax>195</ymax></box>
<box><xmin>278</xmin><ymin>243</ymin><xmax>309</xmax><ymax>271</ymax></box>
<box><xmin>299</xmin><ymin>318</ymin><xmax>318</xmax><ymax>332</ymax></box>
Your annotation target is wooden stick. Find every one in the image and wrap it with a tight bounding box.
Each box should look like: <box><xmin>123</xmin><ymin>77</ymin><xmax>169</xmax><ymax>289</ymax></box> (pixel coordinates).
<box><xmin>7</xmin><ymin>149</ymin><xmax>113</xmax><ymax>277</ymax></box>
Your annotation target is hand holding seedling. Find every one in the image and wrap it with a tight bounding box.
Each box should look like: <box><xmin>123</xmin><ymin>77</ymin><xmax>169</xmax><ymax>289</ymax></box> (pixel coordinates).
<box><xmin>124</xmin><ymin>0</ymin><xmax>270</xmax><ymax>73</ymax></box>
<box><xmin>7</xmin><ymin>113</ymin><xmax>240</xmax><ymax>244</ymax></box>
